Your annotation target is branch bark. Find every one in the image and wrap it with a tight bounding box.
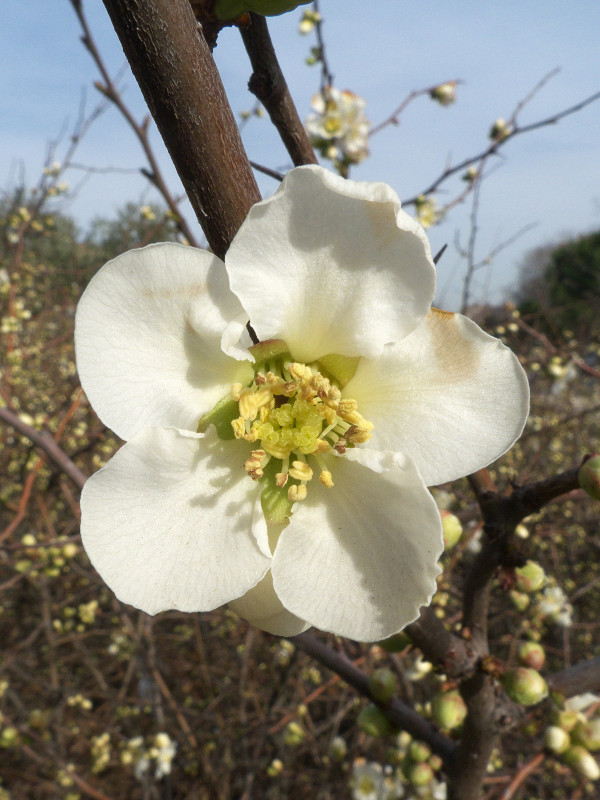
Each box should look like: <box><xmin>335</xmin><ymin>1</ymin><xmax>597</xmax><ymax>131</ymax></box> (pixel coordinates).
<box><xmin>101</xmin><ymin>0</ymin><xmax>261</xmax><ymax>258</ymax></box>
<box><xmin>240</xmin><ymin>13</ymin><xmax>318</xmax><ymax>167</ymax></box>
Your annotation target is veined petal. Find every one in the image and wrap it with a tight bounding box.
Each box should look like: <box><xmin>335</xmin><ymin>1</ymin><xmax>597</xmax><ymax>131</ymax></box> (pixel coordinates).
<box><xmin>345</xmin><ymin>309</ymin><xmax>530</xmax><ymax>486</ymax></box>
<box><xmin>80</xmin><ymin>427</ymin><xmax>270</xmax><ymax>615</ymax></box>
<box><xmin>271</xmin><ymin>449</ymin><xmax>443</xmax><ymax>642</ymax></box>
<box><xmin>75</xmin><ymin>242</ymin><xmax>253</xmax><ymax>441</ymax></box>
<box><xmin>229</xmin><ymin>566</ymin><xmax>311</xmax><ymax>637</ymax></box>
<box><xmin>226</xmin><ymin>165</ymin><xmax>435</xmax><ymax>362</ymax></box>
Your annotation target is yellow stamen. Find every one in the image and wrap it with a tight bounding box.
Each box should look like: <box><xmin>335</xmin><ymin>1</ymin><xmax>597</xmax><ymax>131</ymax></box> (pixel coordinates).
<box><xmin>319</xmin><ymin>470</ymin><xmax>334</xmax><ymax>488</ymax></box>
<box><xmin>288</xmin><ymin>484</ymin><xmax>307</xmax><ymax>502</ymax></box>
<box><xmin>289</xmin><ymin>460</ymin><xmax>313</xmax><ymax>482</ymax></box>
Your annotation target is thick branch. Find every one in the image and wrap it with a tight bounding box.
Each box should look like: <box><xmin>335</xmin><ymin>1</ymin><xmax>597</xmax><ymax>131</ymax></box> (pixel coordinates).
<box><xmin>406</xmin><ymin>606</ymin><xmax>478</xmax><ymax>680</ymax></box>
<box><xmin>548</xmin><ymin>656</ymin><xmax>600</xmax><ymax>698</ymax></box>
<box><xmin>101</xmin><ymin>0</ymin><xmax>261</xmax><ymax>258</ymax></box>
<box><xmin>240</xmin><ymin>14</ymin><xmax>318</xmax><ymax>167</ymax></box>
<box><xmin>291</xmin><ymin>632</ymin><xmax>457</xmax><ymax>765</ymax></box>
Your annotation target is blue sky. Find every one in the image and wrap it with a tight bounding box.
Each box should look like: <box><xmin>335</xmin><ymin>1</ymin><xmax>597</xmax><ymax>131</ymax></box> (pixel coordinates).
<box><xmin>2</xmin><ymin>1</ymin><xmax>600</xmax><ymax>308</ymax></box>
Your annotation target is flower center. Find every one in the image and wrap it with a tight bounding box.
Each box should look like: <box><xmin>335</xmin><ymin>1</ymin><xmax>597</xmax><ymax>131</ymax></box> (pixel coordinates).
<box><xmin>230</xmin><ymin>358</ymin><xmax>373</xmax><ymax>503</ymax></box>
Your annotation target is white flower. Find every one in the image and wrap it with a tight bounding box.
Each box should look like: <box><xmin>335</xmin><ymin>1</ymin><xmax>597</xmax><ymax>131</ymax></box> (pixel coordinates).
<box><xmin>75</xmin><ymin>165</ymin><xmax>529</xmax><ymax>642</ymax></box>
<box><xmin>306</xmin><ymin>88</ymin><xmax>370</xmax><ymax>165</ymax></box>
<box><xmin>351</xmin><ymin>759</ymin><xmax>404</xmax><ymax>800</ymax></box>
<box><xmin>536</xmin><ymin>585</ymin><xmax>574</xmax><ymax>627</ymax></box>
<box><xmin>152</xmin><ymin>732</ymin><xmax>177</xmax><ymax>779</ymax></box>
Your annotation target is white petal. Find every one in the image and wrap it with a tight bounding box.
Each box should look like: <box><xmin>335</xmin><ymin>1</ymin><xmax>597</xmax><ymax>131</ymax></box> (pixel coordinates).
<box><xmin>80</xmin><ymin>426</ymin><xmax>270</xmax><ymax>615</ymax></box>
<box><xmin>271</xmin><ymin>449</ymin><xmax>443</xmax><ymax>642</ymax></box>
<box><xmin>346</xmin><ymin>309</ymin><xmax>530</xmax><ymax>486</ymax></box>
<box><xmin>75</xmin><ymin>242</ymin><xmax>253</xmax><ymax>441</ymax></box>
<box><xmin>229</xmin><ymin>564</ymin><xmax>311</xmax><ymax>637</ymax></box>
<box><xmin>226</xmin><ymin>165</ymin><xmax>435</xmax><ymax>362</ymax></box>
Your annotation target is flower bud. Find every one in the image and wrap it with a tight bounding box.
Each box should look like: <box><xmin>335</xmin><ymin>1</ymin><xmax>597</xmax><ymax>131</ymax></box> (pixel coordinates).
<box><xmin>544</xmin><ymin>725</ymin><xmax>571</xmax><ymax>754</ymax></box>
<box><xmin>430</xmin><ymin>82</ymin><xmax>457</xmax><ymax>106</ymax></box>
<box><xmin>431</xmin><ymin>690</ymin><xmax>467</xmax><ymax>731</ymax></box>
<box><xmin>509</xmin><ymin>590</ymin><xmax>530</xmax><ymax>611</ymax></box>
<box><xmin>551</xmin><ymin>708</ymin><xmax>579</xmax><ymax>732</ymax></box>
<box><xmin>283</xmin><ymin>722</ymin><xmax>305</xmax><ymax>746</ymax></box>
<box><xmin>441</xmin><ymin>510</ymin><xmax>462</xmax><ymax>549</ymax></box>
<box><xmin>564</xmin><ymin>745</ymin><xmax>600</xmax><ymax>780</ymax></box>
<box><xmin>579</xmin><ymin>455</ymin><xmax>600</xmax><ymax>501</ymax></box>
<box><xmin>428</xmin><ymin>754</ymin><xmax>443</xmax><ymax>771</ymax></box>
<box><xmin>330</xmin><ymin>736</ymin><xmax>347</xmax><ymax>761</ymax></box>
<box><xmin>408</xmin><ymin>761</ymin><xmax>434</xmax><ymax>786</ymax></box>
<box><xmin>357</xmin><ymin>704</ymin><xmax>393</xmax><ymax>737</ymax></box>
<box><xmin>489</xmin><ymin>118</ymin><xmax>512</xmax><ymax>142</ymax></box>
<box><xmin>572</xmin><ymin>718</ymin><xmax>600</xmax><ymax>752</ymax></box>
<box><xmin>517</xmin><ymin>641</ymin><xmax>546</xmax><ymax>670</ymax></box>
<box><xmin>515</xmin><ymin>561</ymin><xmax>546</xmax><ymax>593</ymax></box>
<box><xmin>408</xmin><ymin>740</ymin><xmax>432</xmax><ymax>762</ymax></box>
<box><xmin>502</xmin><ymin>668</ymin><xmax>549</xmax><ymax>706</ymax></box>
<box><xmin>368</xmin><ymin>669</ymin><xmax>397</xmax><ymax>705</ymax></box>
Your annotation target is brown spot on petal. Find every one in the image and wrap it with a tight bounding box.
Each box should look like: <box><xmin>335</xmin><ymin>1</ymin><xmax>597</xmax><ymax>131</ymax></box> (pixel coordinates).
<box><xmin>428</xmin><ymin>307</ymin><xmax>480</xmax><ymax>381</ymax></box>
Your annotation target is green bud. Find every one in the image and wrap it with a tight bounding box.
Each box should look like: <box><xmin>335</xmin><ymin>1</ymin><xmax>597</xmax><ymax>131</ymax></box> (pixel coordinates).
<box><xmin>517</xmin><ymin>642</ymin><xmax>546</xmax><ymax>670</ymax></box>
<box><xmin>408</xmin><ymin>740</ymin><xmax>432</xmax><ymax>762</ymax></box>
<box><xmin>408</xmin><ymin>761</ymin><xmax>434</xmax><ymax>787</ymax></box>
<box><xmin>357</xmin><ymin>704</ymin><xmax>393</xmax><ymax>738</ymax></box>
<box><xmin>214</xmin><ymin>0</ymin><xmax>310</xmax><ymax>19</ymax></box>
<box><xmin>428</xmin><ymin>754</ymin><xmax>443</xmax><ymax>771</ymax></box>
<box><xmin>515</xmin><ymin>561</ymin><xmax>546</xmax><ymax>593</ymax></box>
<box><xmin>544</xmin><ymin>725</ymin><xmax>571</xmax><ymax>754</ymax></box>
<box><xmin>551</xmin><ymin>708</ymin><xmax>579</xmax><ymax>732</ymax></box>
<box><xmin>564</xmin><ymin>745</ymin><xmax>600</xmax><ymax>780</ymax></box>
<box><xmin>368</xmin><ymin>669</ymin><xmax>397</xmax><ymax>705</ymax></box>
<box><xmin>441</xmin><ymin>510</ymin><xmax>462</xmax><ymax>549</ymax></box>
<box><xmin>283</xmin><ymin>721</ymin><xmax>305</xmax><ymax>747</ymax></box>
<box><xmin>330</xmin><ymin>736</ymin><xmax>347</xmax><ymax>761</ymax></box>
<box><xmin>579</xmin><ymin>455</ymin><xmax>600</xmax><ymax>501</ymax></box>
<box><xmin>502</xmin><ymin>668</ymin><xmax>549</xmax><ymax>706</ymax></box>
<box><xmin>572</xmin><ymin>719</ymin><xmax>600</xmax><ymax>752</ymax></box>
<box><xmin>431</xmin><ymin>690</ymin><xmax>467</xmax><ymax>731</ymax></box>
<box><xmin>509</xmin><ymin>590</ymin><xmax>530</xmax><ymax>611</ymax></box>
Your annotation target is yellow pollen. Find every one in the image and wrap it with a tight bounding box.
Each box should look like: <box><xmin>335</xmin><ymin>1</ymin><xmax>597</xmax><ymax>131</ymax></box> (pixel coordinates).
<box><xmin>289</xmin><ymin>460</ymin><xmax>313</xmax><ymax>482</ymax></box>
<box><xmin>319</xmin><ymin>470</ymin><xmax>334</xmax><ymax>488</ymax></box>
<box><xmin>228</xmin><ymin>355</ymin><xmax>373</xmax><ymax>504</ymax></box>
<box><xmin>288</xmin><ymin>484</ymin><xmax>307</xmax><ymax>502</ymax></box>
<box><xmin>239</xmin><ymin>388</ymin><xmax>258</xmax><ymax>420</ymax></box>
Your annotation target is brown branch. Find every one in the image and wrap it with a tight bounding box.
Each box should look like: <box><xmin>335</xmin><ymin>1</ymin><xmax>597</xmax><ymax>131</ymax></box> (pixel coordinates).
<box><xmin>547</xmin><ymin>656</ymin><xmax>600</xmax><ymax>699</ymax></box>
<box><xmin>99</xmin><ymin>0</ymin><xmax>261</xmax><ymax>259</ymax></box>
<box><xmin>0</xmin><ymin>406</ymin><xmax>86</xmax><ymax>491</ymax></box>
<box><xmin>291</xmin><ymin>632</ymin><xmax>457</xmax><ymax>765</ymax></box>
<box><xmin>240</xmin><ymin>14</ymin><xmax>318</xmax><ymax>167</ymax></box>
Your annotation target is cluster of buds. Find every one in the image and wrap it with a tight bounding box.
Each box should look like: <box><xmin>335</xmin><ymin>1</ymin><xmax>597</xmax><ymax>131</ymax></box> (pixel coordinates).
<box><xmin>414</xmin><ymin>195</ymin><xmax>440</xmax><ymax>229</ymax></box>
<box><xmin>306</xmin><ymin>87</ymin><xmax>370</xmax><ymax>172</ymax></box>
<box><xmin>545</xmin><ymin>694</ymin><xmax>600</xmax><ymax>781</ymax></box>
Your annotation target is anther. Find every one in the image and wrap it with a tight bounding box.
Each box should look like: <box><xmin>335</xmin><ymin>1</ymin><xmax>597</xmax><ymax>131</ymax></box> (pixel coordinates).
<box><xmin>288</xmin><ymin>484</ymin><xmax>308</xmax><ymax>502</ymax></box>
<box><xmin>239</xmin><ymin>388</ymin><xmax>258</xmax><ymax>420</ymax></box>
<box><xmin>289</xmin><ymin>460</ymin><xmax>313</xmax><ymax>482</ymax></box>
<box><xmin>319</xmin><ymin>470</ymin><xmax>334</xmax><ymax>488</ymax></box>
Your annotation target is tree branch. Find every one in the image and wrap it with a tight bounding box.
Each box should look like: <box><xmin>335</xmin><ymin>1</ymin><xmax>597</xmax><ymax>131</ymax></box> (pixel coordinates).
<box><xmin>240</xmin><ymin>14</ymin><xmax>318</xmax><ymax>167</ymax></box>
<box><xmin>100</xmin><ymin>0</ymin><xmax>261</xmax><ymax>259</ymax></box>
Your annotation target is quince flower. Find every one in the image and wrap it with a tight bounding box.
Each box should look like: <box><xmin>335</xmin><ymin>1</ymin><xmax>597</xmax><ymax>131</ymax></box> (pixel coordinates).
<box><xmin>75</xmin><ymin>165</ymin><xmax>529</xmax><ymax>642</ymax></box>
<box><xmin>306</xmin><ymin>88</ymin><xmax>370</xmax><ymax>167</ymax></box>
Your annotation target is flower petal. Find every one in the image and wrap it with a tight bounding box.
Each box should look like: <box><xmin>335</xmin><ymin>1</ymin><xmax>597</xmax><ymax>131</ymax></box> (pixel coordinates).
<box><xmin>271</xmin><ymin>449</ymin><xmax>443</xmax><ymax>642</ymax></box>
<box><xmin>226</xmin><ymin>165</ymin><xmax>435</xmax><ymax>362</ymax></box>
<box><xmin>80</xmin><ymin>427</ymin><xmax>270</xmax><ymax>615</ymax></box>
<box><xmin>345</xmin><ymin>309</ymin><xmax>530</xmax><ymax>486</ymax></box>
<box><xmin>229</xmin><ymin>564</ymin><xmax>311</xmax><ymax>637</ymax></box>
<box><xmin>75</xmin><ymin>242</ymin><xmax>253</xmax><ymax>441</ymax></box>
